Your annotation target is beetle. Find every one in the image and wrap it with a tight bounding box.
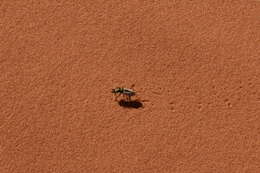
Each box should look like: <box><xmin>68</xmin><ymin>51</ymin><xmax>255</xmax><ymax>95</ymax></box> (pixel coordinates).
<box><xmin>112</xmin><ymin>87</ymin><xmax>136</xmax><ymax>101</ymax></box>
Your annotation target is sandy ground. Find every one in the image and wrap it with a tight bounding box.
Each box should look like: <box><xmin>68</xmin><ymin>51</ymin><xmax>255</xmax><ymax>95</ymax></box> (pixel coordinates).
<box><xmin>0</xmin><ymin>1</ymin><xmax>259</xmax><ymax>173</ymax></box>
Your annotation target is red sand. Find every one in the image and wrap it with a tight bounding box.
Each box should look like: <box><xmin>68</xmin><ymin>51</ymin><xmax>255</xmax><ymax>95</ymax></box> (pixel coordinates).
<box><xmin>0</xmin><ymin>1</ymin><xmax>259</xmax><ymax>172</ymax></box>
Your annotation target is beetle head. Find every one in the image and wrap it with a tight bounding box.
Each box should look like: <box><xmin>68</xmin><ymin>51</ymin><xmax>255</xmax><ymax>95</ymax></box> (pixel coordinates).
<box><xmin>112</xmin><ymin>87</ymin><xmax>121</xmax><ymax>93</ymax></box>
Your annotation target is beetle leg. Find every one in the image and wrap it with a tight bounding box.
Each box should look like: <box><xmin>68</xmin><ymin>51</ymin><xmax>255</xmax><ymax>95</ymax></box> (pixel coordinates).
<box><xmin>123</xmin><ymin>94</ymin><xmax>127</xmax><ymax>100</ymax></box>
<box><xmin>115</xmin><ymin>93</ymin><xmax>121</xmax><ymax>101</ymax></box>
<box><xmin>126</xmin><ymin>95</ymin><xmax>130</xmax><ymax>101</ymax></box>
